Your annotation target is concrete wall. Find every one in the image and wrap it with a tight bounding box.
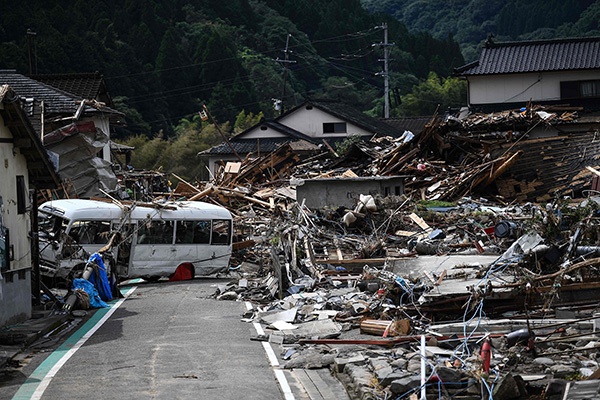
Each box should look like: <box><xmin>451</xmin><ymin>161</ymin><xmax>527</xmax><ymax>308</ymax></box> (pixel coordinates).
<box><xmin>0</xmin><ymin>269</ymin><xmax>32</xmax><ymax>326</ymax></box>
<box><xmin>296</xmin><ymin>176</ymin><xmax>405</xmax><ymax>209</ymax></box>
<box><xmin>468</xmin><ymin>70</ymin><xmax>600</xmax><ymax>105</ymax></box>
<box><xmin>0</xmin><ymin>113</ymin><xmax>33</xmax><ymax>326</ymax></box>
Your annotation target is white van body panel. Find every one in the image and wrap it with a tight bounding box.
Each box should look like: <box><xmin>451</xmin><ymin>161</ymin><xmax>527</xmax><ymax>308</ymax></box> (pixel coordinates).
<box><xmin>38</xmin><ymin>199</ymin><xmax>233</xmax><ymax>279</ymax></box>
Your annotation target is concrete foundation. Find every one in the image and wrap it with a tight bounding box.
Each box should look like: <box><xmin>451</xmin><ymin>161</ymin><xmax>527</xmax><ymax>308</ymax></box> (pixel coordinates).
<box><xmin>296</xmin><ymin>176</ymin><xmax>405</xmax><ymax>209</ymax></box>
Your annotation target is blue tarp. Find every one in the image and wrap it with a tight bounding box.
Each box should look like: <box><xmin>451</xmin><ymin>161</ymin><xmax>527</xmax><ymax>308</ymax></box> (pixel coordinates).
<box><xmin>72</xmin><ymin>278</ymin><xmax>108</xmax><ymax>308</ymax></box>
<box><xmin>87</xmin><ymin>253</ymin><xmax>113</xmax><ymax>302</ymax></box>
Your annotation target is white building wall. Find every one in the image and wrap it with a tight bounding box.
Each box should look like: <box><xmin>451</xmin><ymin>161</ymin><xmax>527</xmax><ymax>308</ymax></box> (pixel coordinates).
<box><xmin>468</xmin><ymin>70</ymin><xmax>600</xmax><ymax>105</ymax></box>
<box><xmin>278</xmin><ymin>106</ymin><xmax>372</xmax><ymax>138</ymax></box>
<box><xmin>242</xmin><ymin>126</ymin><xmax>287</xmax><ymax>139</ymax></box>
<box><xmin>0</xmin><ymin>113</ymin><xmax>33</xmax><ymax>326</ymax></box>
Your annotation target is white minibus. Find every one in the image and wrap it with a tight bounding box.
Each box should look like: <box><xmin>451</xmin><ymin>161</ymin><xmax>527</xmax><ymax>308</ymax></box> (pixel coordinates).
<box><xmin>38</xmin><ymin>199</ymin><xmax>233</xmax><ymax>281</ymax></box>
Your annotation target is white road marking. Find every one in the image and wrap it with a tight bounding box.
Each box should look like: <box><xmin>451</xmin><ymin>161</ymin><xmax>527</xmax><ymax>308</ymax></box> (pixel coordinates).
<box><xmin>246</xmin><ymin>301</ymin><xmax>295</xmax><ymax>400</ymax></box>
<box><xmin>13</xmin><ymin>287</ymin><xmax>136</xmax><ymax>400</ymax></box>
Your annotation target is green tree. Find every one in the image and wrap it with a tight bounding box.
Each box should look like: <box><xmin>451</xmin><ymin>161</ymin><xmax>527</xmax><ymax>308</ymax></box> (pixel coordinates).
<box><xmin>120</xmin><ymin>135</ymin><xmax>167</xmax><ymax>170</ymax></box>
<box><xmin>396</xmin><ymin>72</ymin><xmax>467</xmax><ymax>116</ymax></box>
<box><xmin>234</xmin><ymin>110</ymin><xmax>264</xmax><ymax>134</ymax></box>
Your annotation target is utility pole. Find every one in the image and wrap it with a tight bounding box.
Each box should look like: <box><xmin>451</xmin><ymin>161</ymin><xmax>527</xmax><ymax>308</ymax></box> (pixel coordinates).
<box><xmin>199</xmin><ymin>104</ymin><xmax>242</xmax><ymax>162</ymax></box>
<box><xmin>26</xmin><ymin>29</ymin><xmax>37</xmax><ymax>75</ymax></box>
<box><xmin>373</xmin><ymin>23</ymin><xmax>394</xmax><ymax>118</ymax></box>
<box><xmin>275</xmin><ymin>34</ymin><xmax>296</xmax><ymax>115</ymax></box>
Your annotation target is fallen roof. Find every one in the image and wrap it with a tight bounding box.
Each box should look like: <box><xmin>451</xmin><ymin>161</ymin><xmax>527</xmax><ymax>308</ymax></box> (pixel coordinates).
<box><xmin>381</xmin><ymin>115</ymin><xmax>432</xmax><ymax>135</ymax></box>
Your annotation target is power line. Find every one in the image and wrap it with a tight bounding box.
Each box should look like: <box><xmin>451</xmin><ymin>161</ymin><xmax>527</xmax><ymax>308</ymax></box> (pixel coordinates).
<box><xmin>107</xmin><ymin>27</ymin><xmax>380</xmax><ymax>81</ymax></box>
<box><xmin>115</xmin><ymin>27</ymin><xmax>389</xmax><ymax>126</ymax></box>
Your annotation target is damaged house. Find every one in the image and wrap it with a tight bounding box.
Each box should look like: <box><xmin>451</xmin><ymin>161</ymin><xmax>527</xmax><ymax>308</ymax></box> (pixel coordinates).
<box><xmin>450</xmin><ymin>37</ymin><xmax>600</xmax><ymax>202</ymax></box>
<box><xmin>0</xmin><ymin>85</ymin><xmax>60</xmax><ymax>326</ymax></box>
<box><xmin>199</xmin><ymin>99</ymin><xmax>401</xmax><ymax>181</ymax></box>
<box><xmin>0</xmin><ymin>70</ymin><xmax>124</xmax><ymax>199</ymax></box>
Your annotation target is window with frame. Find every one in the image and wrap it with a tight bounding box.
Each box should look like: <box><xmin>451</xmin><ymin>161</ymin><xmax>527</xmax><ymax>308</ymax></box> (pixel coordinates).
<box><xmin>176</xmin><ymin>220</ymin><xmax>211</xmax><ymax>244</ymax></box>
<box><xmin>580</xmin><ymin>80</ymin><xmax>600</xmax><ymax>97</ymax></box>
<box><xmin>211</xmin><ymin>219</ymin><xmax>231</xmax><ymax>245</ymax></box>
<box><xmin>560</xmin><ymin>80</ymin><xmax>600</xmax><ymax>99</ymax></box>
<box><xmin>16</xmin><ymin>175</ymin><xmax>27</xmax><ymax>214</ymax></box>
<box><xmin>137</xmin><ymin>220</ymin><xmax>175</xmax><ymax>244</ymax></box>
<box><xmin>69</xmin><ymin>220</ymin><xmax>111</xmax><ymax>244</ymax></box>
<box><xmin>323</xmin><ymin>122</ymin><xmax>347</xmax><ymax>134</ymax></box>
<box><xmin>0</xmin><ymin>229</ymin><xmax>8</xmax><ymax>271</ymax></box>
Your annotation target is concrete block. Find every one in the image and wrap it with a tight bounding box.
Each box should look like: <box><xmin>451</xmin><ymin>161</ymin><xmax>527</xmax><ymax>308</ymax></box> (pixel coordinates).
<box><xmin>389</xmin><ymin>375</ymin><xmax>421</xmax><ymax>395</ymax></box>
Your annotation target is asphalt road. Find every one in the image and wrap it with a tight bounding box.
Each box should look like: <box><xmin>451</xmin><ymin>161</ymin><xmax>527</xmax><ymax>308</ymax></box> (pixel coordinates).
<box><xmin>3</xmin><ymin>278</ymin><xmax>284</xmax><ymax>400</ymax></box>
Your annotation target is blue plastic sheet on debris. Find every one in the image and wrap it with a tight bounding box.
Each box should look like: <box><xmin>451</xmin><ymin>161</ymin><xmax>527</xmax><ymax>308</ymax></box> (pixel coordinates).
<box><xmin>87</xmin><ymin>253</ymin><xmax>113</xmax><ymax>302</ymax></box>
<box><xmin>72</xmin><ymin>278</ymin><xmax>108</xmax><ymax>308</ymax></box>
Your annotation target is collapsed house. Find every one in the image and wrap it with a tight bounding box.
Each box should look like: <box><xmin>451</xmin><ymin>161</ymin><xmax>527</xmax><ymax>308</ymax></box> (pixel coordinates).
<box><xmin>0</xmin><ymin>70</ymin><xmax>125</xmax><ymax>199</ymax></box>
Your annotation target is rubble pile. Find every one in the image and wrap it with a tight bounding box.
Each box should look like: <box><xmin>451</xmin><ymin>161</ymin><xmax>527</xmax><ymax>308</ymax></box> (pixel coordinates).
<box><xmin>38</xmin><ymin>103</ymin><xmax>593</xmax><ymax>399</ymax></box>
<box><xmin>197</xmin><ymin>180</ymin><xmax>599</xmax><ymax>399</ymax></box>
<box><xmin>157</xmin><ymin>104</ymin><xmax>600</xmax><ymax>398</ymax></box>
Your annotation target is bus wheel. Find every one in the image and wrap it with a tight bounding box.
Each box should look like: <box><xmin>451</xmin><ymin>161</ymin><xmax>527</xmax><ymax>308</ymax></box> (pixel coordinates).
<box><xmin>168</xmin><ymin>262</ymin><xmax>195</xmax><ymax>281</ymax></box>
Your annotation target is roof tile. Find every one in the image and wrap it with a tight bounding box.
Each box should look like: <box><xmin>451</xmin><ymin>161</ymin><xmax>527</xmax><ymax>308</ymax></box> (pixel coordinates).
<box><xmin>456</xmin><ymin>37</ymin><xmax>600</xmax><ymax>75</ymax></box>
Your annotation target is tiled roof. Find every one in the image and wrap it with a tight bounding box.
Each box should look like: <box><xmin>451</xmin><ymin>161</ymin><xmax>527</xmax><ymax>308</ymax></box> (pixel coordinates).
<box><xmin>31</xmin><ymin>72</ymin><xmax>113</xmax><ymax>106</ymax></box>
<box><xmin>0</xmin><ymin>70</ymin><xmax>121</xmax><ymax>116</ymax></box>
<box><xmin>234</xmin><ymin>120</ymin><xmax>315</xmax><ymax>142</ymax></box>
<box><xmin>203</xmin><ymin>100</ymin><xmax>403</xmax><ymax>157</ymax></box>
<box><xmin>455</xmin><ymin>37</ymin><xmax>600</xmax><ymax>76</ymax></box>
<box><xmin>0</xmin><ymin>85</ymin><xmax>60</xmax><ymax>189</ymax></box>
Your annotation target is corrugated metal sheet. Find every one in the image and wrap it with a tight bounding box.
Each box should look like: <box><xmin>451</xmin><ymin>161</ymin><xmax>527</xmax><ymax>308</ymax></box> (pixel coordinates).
<box><xmin>457</xmin><ymin>37</ymin><xmax>600</xmax><ymax>75</ymax></box>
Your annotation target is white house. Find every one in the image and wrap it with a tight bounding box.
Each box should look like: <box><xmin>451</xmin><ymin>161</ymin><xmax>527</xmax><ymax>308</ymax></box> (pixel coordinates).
<box><xmin>0</xmin><ymin>85</ymin><xmax>59</xmax><ymax>327</ymax></box>
<box><xmin>455</xmin><ymin>36</ymin><xmax>600</xmax><ymax>112</ymax></box>
<box><xmin>200</xmin><ymin>100</ymin><xmax>401</xmax><ymax>177</ymax></box>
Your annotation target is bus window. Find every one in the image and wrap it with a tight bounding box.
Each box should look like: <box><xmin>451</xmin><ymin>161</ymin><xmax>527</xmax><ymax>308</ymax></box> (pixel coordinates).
<box><xmin>69</xmin><ymin>220</ymin><xmax>111</xmax><ymax>244</ymax></box>
<box><xmin>175</xmin><ymin>220</ymin><xmax>195</xmax><ymax>244</ymax></box>
<box><xmin>211</xmin><ymin>219</ymin><xmax>231</xmax><ymax>245</ymax></box>
<box><xmin>39</xmin><ymin>213</ymin><xmax>68</xmax><ymax>240</ymax></box>
<box><xmin>137</xmin><ymin>220</ymin><xmax>175</xmax><ymax>244</ymax></box>
<box><xmin>192</xmin><ymin>221</ymin><xmax>210</xmax><ymax>244</ymax></box>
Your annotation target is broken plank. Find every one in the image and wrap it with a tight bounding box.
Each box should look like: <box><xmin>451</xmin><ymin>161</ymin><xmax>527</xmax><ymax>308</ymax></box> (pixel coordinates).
<box><xmin>408</xmin><ymin>213</ymin><xmax>432</xmax><ymax>232</ymax></box>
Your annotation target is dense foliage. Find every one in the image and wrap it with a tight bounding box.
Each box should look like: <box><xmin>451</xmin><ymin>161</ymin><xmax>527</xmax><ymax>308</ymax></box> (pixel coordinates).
<box><xmin>361</xmin><ymin>0</ymin><xmax>600</xmax><ymax>62</ymax></box>
<box><xmin>0</xmin><ymin>0</ymin><xmax>464</xmax><ymax>140</ymax></box>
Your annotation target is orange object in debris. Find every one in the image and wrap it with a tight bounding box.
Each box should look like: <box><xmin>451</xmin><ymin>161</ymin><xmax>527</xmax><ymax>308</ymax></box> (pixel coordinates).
<box><xmin>169</xmin><ymin>262</ymin><xmax>195</xmax><ymax>281</ymax></box>
<box><xmin>480</xmin><ymin>339</ymin><xmax>491</xmax><ymax>373</ymax></box>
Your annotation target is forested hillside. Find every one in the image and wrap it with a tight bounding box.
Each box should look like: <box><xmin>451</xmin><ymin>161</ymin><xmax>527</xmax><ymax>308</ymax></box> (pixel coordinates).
<box><xmin>0</xmin><ymin>0</ymin><xmax>464</xmax><ymax>139</ymax></box>
<box><xmin>361</xmin><ymin>0</ymin><xmax>600</xmax><ymax>62</ymax></box>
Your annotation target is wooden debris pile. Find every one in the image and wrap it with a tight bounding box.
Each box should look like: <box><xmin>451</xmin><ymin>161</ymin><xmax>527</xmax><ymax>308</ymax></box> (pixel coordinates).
<box><xmin>217</xmin><ymin>104</ymin><xmax>600</xmax><ymax>204</ymax></box>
